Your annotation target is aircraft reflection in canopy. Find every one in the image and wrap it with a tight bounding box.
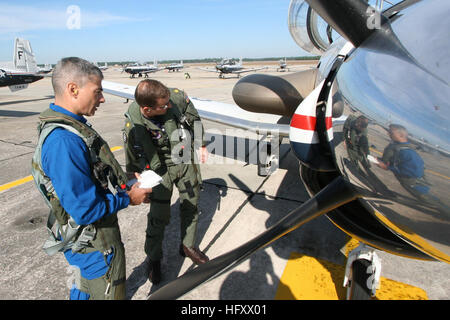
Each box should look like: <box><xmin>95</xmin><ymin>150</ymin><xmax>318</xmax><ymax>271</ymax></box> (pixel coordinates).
<box><xmin>123</xmin><ymin>59</ymin><xmax>164</xmax><ymax>78</ymax></box>
<box><xmin>0</xmin><ymin>38</ymin><xmax>44</xmax><ymax>92</ymax></box>
<box><xmin>197</xmin><ymin>58</ymin><xmax>267</xmax><ymax>78</ymax></box>
<box><xmin>103</xmin><ymin>0</ymin><xmax>450</xmax><ymax>300</ymax></box>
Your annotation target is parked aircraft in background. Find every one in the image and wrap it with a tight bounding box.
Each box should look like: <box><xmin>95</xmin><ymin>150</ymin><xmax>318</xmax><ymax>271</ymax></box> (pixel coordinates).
<box><xmin>37</xmin><ymin>64</ymin><xmax>53</xmax><ymax>74</ymax></box>
<box><xmin>197</xmin><ymin>58</ymin><xmax>267</xmax><ymax>78</ymax></box>
<box><xmin>0</xmin><ymin>38</ymin><xmax>43</xmax><ymax>92</ymax></box>
<box><xmin>96</xmin><ymin>62</ymin><xmax>108</xmax><ymax>71</ymax></box>
<box><xmin>277</xmin><ymin>58</ymin><xmax>289</xmax><ymax>72</ymax></box>
<box><xmin>165</xmin><ymin>61</ymin><xmax>184</xmax><ymax>72</ymax></box>
<box><xmin>123</xmin><ymin>59</ymin><xmax>163</xmax><ymax>78</ymax></box>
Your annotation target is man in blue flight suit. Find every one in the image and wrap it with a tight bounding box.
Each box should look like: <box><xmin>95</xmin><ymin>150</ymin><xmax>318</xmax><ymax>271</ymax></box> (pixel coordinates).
<box><xmin>377</xmin><ymin>124</ymin><xmax>431</xmax><ymax>199</ymax></box>
<box><xmin>31</xmin><ymin>57</ymin><xmax>152</xmax><ymax>299</ymax></box>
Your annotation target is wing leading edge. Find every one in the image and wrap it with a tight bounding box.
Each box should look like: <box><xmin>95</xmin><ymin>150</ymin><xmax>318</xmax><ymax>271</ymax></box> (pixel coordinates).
<box><xmin>102</xmin><ymin>80</ymin><xmax>289</xmax><ymax>136</ymax></box>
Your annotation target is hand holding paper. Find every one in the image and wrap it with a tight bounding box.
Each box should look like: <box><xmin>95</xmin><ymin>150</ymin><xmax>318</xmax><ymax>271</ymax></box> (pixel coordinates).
<box><xmin>138</xmin><ymin>170</ymin><xmax>163</xmax><ymax>188</ymax></box>
<box><xmin>367</xmin><ymin>155</ymin><xmax>379</xmax><ymax>164</ymax></box>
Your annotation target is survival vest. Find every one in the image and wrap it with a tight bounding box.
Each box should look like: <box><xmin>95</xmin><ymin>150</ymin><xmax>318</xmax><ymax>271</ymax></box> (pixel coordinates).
<box><xmin>384</xmin><ymin>141</ymin><xmax>430</xmax><ymax>188</ymax></box>
<box><xmin>122</xmin><ymin>88</ymin><xmax>204</xmax><ymax>182</ymax></box>
<box><xmin>31</xmin><ymin>108</ymin><xmax>128</xmax><ymax>256</ymax></box>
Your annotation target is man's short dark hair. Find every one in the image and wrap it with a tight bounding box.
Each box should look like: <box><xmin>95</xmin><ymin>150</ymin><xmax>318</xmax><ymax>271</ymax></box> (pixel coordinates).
<box><xmin>52</xmin><ymin>57</ymin><xmax>103</xmax><ymax>96</ymax></box>
<box><xmin>135</xmin><ymin>79</ymin><xmax>170</xmax><ymax>108</ymax></box>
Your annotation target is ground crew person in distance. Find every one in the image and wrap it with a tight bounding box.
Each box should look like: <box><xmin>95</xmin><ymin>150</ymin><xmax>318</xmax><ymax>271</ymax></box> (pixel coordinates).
<box><xmin>31</xmin><ymin>57</ymin><xmax>152</xmax><ymax>300</ymax></box>
<box><xmin>123</xmin><ymin>79</ymin><xmax>209</xmax><ymax>284</ymax></box>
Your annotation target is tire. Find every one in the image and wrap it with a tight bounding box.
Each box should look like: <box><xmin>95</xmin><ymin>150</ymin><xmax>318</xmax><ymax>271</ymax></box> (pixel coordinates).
<box><xmin>347</xmin><ymin>259</ymin><xmax>373</xmax><ymax>300</ymax></box>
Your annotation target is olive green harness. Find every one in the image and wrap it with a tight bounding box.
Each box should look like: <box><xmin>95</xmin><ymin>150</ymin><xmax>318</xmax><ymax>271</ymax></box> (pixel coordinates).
<box><xmin>32</xmin><ymin>108</ymin><xmax>128</xmax><ymax>256</ymax></box>
<box><xmin>122</xmin><ymin>88</ymin><xmax>203</xmax><ymax>183</ymax></box>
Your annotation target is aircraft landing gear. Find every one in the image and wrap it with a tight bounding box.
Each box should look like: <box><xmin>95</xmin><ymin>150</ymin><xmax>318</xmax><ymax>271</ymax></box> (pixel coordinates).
<box><xmin>257</xmin><ymin>134</ymin><xmax>280</xmax><ymax>176</ymax></box>
<box><xmin>343</xmin><ymin>243</ymin><xmax>381</xmax><ymax>300</ymax></box>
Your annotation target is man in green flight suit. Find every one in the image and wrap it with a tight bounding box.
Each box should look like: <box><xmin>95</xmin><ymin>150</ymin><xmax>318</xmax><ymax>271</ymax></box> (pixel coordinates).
<box><xmin>123</xmin><ymin>79</ymin><xmax>209</xmax><ymax>284</ymax></box>
<box><xmin>343</xmin><ymin>114</ymin><xmax>370</xmax><ymax>169</ymax></box>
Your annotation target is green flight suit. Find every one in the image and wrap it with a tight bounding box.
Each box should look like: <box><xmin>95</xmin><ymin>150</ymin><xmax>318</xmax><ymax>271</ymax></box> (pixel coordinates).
<box><xmin>122</xmin><ymin>88</ymin><xmax>205</xmax><ymax>261</ymax></box>
<box><xmin>343</xmin><ymin>115</ymin><xmax>370</xmax><ymax>168</ymax></box>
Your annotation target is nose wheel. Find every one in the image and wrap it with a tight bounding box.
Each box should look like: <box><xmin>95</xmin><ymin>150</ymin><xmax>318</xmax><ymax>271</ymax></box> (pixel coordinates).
<box><xmin>257</xmin><ymin>134</ymin><xmax>280</xmax><ymax>176</ymax></box>
<box><xmin>344</xmin><ymin>243</ymin><xmax>381</xmax><ymax>300</ymax></box>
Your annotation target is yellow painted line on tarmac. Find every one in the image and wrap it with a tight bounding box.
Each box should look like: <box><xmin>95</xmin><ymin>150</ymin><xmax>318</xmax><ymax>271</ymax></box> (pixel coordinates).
<box><xmin>0</xmin><ymin>146</ymin><xmax>123</xmax><ymax>193</ymax></box>
<box><xmin>425</xmin><ymin>169</ymin><xmax>450</xmax><ymax>180</ymax></box>
<box><xmin>370</xmin><ymin>148</ymin><xmax>383</xmax><ymax>156</ymax></box>
<box><xmin>0</xmin><ymin>175</ymin><xmax>34</xmax><ymax>192</ymax></box>
<box><xmin>275</xmin><ymin>251</ymin><xmax>428</xmax><ymax>300</ymax></box>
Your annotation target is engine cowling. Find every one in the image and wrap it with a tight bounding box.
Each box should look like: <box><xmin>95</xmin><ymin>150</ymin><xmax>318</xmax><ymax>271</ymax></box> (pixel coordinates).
<box><xmin>232</xmin><ymin>69</ymin><xmax>318</xmax><ymax>117</ymax></box>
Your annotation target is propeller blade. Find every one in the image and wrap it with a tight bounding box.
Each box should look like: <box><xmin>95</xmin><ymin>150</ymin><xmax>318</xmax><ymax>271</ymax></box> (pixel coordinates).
<box><xmin>148</xmin><ymin>176</ymin><xmax>357</xmax><ymax>300</ymax></box>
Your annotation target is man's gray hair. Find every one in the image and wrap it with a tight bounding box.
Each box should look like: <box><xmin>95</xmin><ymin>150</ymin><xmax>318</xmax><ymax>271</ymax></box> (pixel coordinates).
<box><xmin>52</xmin><ymin>57</ymin><xmax>103</xmax><ymax>96</ymax></box>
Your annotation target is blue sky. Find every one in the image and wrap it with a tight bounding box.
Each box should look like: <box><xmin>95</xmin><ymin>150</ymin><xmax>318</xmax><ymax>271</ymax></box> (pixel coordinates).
<box><xmin>0</xmin><ymin>0</ymin><xmax>308</xmax><ymax>64</ymax></box>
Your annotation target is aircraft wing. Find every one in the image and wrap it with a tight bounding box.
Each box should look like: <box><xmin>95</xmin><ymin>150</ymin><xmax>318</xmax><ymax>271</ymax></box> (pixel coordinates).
<box><xmin>233</xmin><ymin>66</ymin><xmax>268</xmax><ymax>74</ymax></box>
<box><xmin>140</xmin><ymin>67</ymin><xmax>164</xmax><ymax>74</ymax></box>
<box><xmin>195</xmin><ymin>67</ymin><xmax>219</xmax><ymax>73</ymax></box>
<box><xmin>102</xmin><ymin>80</ymin><xmax>289</xmax><ymax>136</ymax></box>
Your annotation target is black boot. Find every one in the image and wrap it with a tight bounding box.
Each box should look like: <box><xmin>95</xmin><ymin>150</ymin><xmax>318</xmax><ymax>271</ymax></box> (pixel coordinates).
<box><xmin>179</xmin><ymin>244</ymin><xmax>209</xmax><ymax>265</ymax></box>
<box><xmin>147</xmin><ymin>258</ymin><xmax>161</xmax><ymax>284</ymax></box>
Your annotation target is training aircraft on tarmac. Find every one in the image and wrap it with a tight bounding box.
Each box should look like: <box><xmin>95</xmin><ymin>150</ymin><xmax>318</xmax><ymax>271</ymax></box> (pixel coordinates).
<box><xmin>275</xmin><ymin>57</ymin><xmax>313</xmax><ymax>72</ymax></box>
<box><xmin>123</xmin><ymin>59</ymin><xmax>164</xmax><ymax>78</ymax></box>
<box><xmin>277</xmin><ymin>58</ymin><xmax>289</xmax><ymax>72</ymax></box>
<box><xmin>0</xmin><ymin>38</ymin><xmax>44</xmax><ymax>92</ymax></box>
<box><xmin>165</xmin><ymin>60</ymin><xmax>184</xmax><ymax>72</ymax></box>
<box><xmin>37</xmin><ymin>64</ymin><xmax>53</xmax><ymax>74</ymax></box>
<box><xmin>95</xmin><ymin>62</ymin><xmax>108</xmax><ymax>71</ymax></box>
<box><xmin>102</xmin><ymin>0</ymin><xmax>450</xmax><ymax>299</ymax></box>
<box><xmin>197</xmin><ymin>57</ymin><xmax>268</xmax><ymax>78</ymax></box>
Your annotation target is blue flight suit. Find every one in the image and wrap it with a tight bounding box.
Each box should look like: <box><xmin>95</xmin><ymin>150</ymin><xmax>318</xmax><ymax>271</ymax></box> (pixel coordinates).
<box><xmin>41</xmin><ymin>104</ymin><xmax>129</xmax><ymax>299</ymax></box>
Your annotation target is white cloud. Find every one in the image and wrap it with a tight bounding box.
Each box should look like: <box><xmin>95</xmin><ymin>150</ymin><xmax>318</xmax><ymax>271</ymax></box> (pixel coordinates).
<box><xmin>0</xmin><ymin>4</ymin><xmax>148</xmax><ymax>34</ymax></box>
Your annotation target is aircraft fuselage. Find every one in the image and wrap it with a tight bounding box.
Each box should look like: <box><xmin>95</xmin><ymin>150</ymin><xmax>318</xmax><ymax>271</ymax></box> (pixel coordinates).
<box><xmin>124</xmin><ymin>67</ymin><xmax>158</xmax><ymax>75</ymax></box>
<box><xmin>216</xmin><ymin>65</ymin><xmax>244</xmax><ymax>74</ymax></box>
<box><xmin>0</xmin><ymin>69</ymin><xmax>43</xmax><ymax>87</ymax></box>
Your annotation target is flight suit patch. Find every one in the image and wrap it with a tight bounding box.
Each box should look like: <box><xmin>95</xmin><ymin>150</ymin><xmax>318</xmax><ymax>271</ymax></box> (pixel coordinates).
<box><xmin>150</xmin><ymin>130</ymin><xmax>162</xmax><ymax>140</ymax></box>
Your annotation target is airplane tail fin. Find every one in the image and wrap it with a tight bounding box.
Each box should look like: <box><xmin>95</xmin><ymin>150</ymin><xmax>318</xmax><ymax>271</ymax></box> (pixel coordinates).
<box><xmin>13</xmin><ymin>38</ymin><xmax>38</xmax><ymax>73</ymax></box>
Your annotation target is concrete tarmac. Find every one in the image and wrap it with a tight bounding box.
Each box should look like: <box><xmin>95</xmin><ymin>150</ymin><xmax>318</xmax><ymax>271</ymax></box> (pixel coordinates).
<box><xmin>0</xmin><ymin>62</ymin><xmax>449</xmax><ymax>300</ymax></box>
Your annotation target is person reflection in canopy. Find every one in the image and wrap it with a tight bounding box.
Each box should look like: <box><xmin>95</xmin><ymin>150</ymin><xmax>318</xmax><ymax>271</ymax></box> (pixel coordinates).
<box><xmin>343</xmin><ymin>115</ymin><xmax>370</xmax><ymax>169</ymax></box>
<box><xmin>377</xmin><ymin>124</ymin><xmax>437</xmax><ymax>204</ymax></box>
